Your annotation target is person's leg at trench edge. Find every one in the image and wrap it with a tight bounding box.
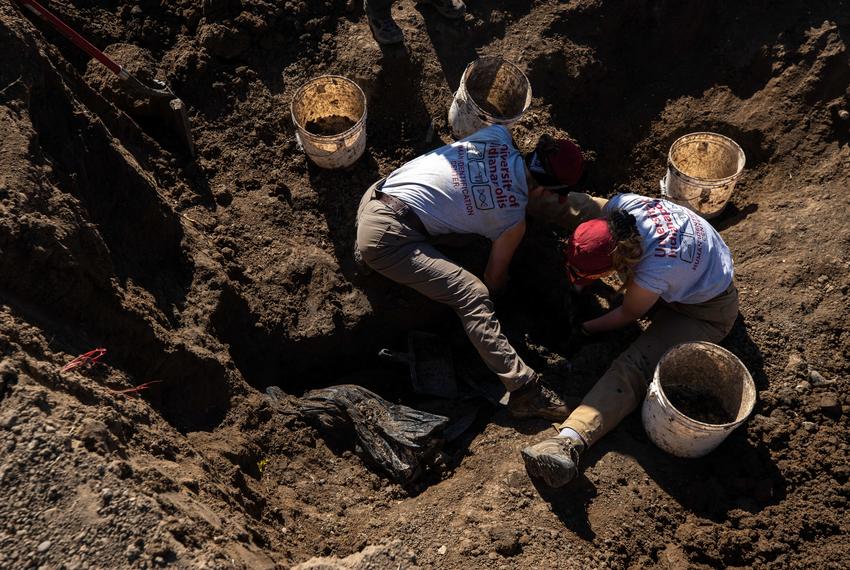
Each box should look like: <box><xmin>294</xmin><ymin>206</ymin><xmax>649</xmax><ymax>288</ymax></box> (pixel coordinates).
<box><xmin>522</xmin><ymin>288</ymin><xmax>739</xmax><ymax>488</ymax></box>
<box><xmin>364</xmin><ymin>0</ymin><xmax>404</xmax><ymax>45</ymax></box>
<box><xmin>355</xmin><ymin>196</ymin><xmax>569</xmax><ymax>421</ymax></box>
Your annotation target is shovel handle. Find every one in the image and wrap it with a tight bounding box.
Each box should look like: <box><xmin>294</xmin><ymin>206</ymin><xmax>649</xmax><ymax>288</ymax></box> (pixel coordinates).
<box><xmin>16</xmin><ymin>0</ymin><xmax>123</xmax><ymax>77</ymax></box>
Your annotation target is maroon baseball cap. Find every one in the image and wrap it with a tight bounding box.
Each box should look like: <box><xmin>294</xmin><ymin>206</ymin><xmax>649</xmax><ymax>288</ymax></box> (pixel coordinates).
<box><xmin>549</xmin><ymin>139</ymin><xmax>584</xmax><ymax>187</ymax></box>
<box><xmin>565</xmin><ymin>218</ymin><xmax>616</xmax><ymax>286</ymax></box>
<box><xmin>527</xmin><ymin>137</ymin><xmax>584</xmax><ymax>189</ymax></box>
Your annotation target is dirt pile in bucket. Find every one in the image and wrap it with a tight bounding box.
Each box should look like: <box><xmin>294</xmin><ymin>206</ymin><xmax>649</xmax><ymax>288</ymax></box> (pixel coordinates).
<box><xmin>305</xmin><ymin>114</ymin><xmax>357</xmax><ymax>135</ymax></box>
<box><xmin>1</xmin><ymin>0</ymin><xmax>849</xmax><ymax>568</ymax></box>
<box><xmin>665</xmin><ymin>385</ymin><xmax>734</xmax><ymax>425</ymax></box>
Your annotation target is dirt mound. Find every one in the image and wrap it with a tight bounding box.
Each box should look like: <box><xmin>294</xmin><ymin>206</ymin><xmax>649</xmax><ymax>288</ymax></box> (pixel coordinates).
<box><xmin>1</xmin><ymin>0</ymin><xmax>849</xmax><ymax>568</ymax></box>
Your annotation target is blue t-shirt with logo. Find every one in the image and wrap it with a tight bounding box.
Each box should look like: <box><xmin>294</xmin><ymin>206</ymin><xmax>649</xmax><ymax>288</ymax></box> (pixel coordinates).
<box><xmin>380</xmin><ymin>125</ymin><xmax>528</xmax><ymax>241</ymax></box>
<box><xmin>604</xmin><ymin>193</ymin><xmax>734</xmax><ymax>304</ymax></box>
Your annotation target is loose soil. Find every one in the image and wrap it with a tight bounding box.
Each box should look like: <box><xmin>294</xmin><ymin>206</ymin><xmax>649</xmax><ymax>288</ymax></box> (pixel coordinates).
<box><xmin>665</xmin><ymin>385</ymin><xmax>734</xmax><ymax>425</ymax></box>
<box><xmin>305</xmin><ymin>114</ymin><xmax>357</xmax><ymax>136</ymax></box>
<box><xmin>1</xmin><ymin>1</ymin><xmax>849</xmax><ymax>569</ymax></box>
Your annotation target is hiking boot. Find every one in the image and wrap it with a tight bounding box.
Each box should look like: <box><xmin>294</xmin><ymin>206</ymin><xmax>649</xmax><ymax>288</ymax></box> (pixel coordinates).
<box><xmin>366</xmin><ymin>12</ymin><xmax>404</xmax><ymax>45</ymax></box>
<box><xmin>507</xmin><ymin>378</ymin><xmax>570</xmax><ymax>421</ymax></box>
<box><xmin>521</xmin><ymin>436</ymin><xmax>582</xmax><ymax>488</ymax></box>
<box><xmin>419</xmin><ymin>0</ymin><xmax>466</xmax><ymax>19</ymax></box>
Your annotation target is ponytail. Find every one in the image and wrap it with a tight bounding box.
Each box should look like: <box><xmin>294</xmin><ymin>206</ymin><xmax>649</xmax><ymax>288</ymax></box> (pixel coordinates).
<box><xmin>608</xmin><ymin>210</ymin><xmax>641</xmax><ymax>287</ymax></box>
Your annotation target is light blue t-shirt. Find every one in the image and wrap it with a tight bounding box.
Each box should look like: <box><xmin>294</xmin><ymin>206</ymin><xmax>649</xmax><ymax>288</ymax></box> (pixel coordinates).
<box><xmin>380</xmin><ymin>125</ymin><xmax>528</xmax><ymax>241</ymax></box>
<box><xmin>604</xmin><ymin>194</ymin><xmax>734</xmax><ymax>304</ymax></box>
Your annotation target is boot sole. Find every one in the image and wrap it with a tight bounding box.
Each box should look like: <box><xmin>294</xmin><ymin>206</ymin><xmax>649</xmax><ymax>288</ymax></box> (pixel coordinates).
<box><xmin>521</xmin><ymin>447</ymin><xmax>576</xmax><ymax>488</ymax></box>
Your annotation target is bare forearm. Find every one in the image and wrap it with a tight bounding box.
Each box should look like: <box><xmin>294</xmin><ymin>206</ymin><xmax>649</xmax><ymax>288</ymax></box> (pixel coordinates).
<box><xmin>583</xmin><ymin>306</ymin><xmax>641</xmax><ymax>333</ymax></box>
<box><xmin>484</xmin><ymin>268</ymin><xmax>507</xmax><ymax>296</ymax></box>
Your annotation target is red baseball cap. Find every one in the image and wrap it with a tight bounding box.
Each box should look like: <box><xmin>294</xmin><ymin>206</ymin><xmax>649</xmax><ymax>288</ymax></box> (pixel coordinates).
<box><xmin>549</xmin><ymin>139</ymin><xmax>584</xmax><ymax>187</ymax></box>
<box><xmin>565</xmin><ymin>218</ymin><xmax>616</xmax><ymax>286</ymax></box>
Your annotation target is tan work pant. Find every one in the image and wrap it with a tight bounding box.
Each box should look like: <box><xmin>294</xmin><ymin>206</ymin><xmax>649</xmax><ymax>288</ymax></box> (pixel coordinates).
<box><xmin>559</xmin><ymin>287</ymin><xmax>739</xmax><ymax>446</ymax></box>
<box><xmin>355</xmin><ymin>183</ymin><xmax>534</xmax><ymax>392</ymax></box>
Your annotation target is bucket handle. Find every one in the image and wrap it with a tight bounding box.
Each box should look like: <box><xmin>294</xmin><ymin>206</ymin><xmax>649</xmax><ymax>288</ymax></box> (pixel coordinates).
<box><xmin>659</xmin><ymin>170</ymin><xmax>669</xmax><ymax>197</ymax></box>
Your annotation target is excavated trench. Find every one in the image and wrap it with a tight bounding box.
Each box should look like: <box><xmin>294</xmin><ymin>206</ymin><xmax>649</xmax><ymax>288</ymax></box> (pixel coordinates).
<box><xmin>4</xmin><ymin>0</ymin><xmax>850</xmax><ymax>567</ymax></box>
<box><xmin>4</xmin><ymin>0</ymin><xmax>792</xmax><ymax>428</ymax></box>
<box><xmin>5</xmin><ymin>0</ymin><xmax>824</xmax><ymax>456</ymax></box>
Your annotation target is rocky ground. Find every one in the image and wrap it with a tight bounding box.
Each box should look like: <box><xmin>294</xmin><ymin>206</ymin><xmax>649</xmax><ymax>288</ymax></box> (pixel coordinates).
<box><xmin>0</xmin><ymin>0</ymin><xmax>849</xmax><ymax>568</ymax></box>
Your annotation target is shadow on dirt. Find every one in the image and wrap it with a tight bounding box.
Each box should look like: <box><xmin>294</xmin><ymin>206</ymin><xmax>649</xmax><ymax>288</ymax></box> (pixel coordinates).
<box><xmin>363</xmin><ymin>44</ymin><xmax>435</xmax><ymax>161</ymax></box>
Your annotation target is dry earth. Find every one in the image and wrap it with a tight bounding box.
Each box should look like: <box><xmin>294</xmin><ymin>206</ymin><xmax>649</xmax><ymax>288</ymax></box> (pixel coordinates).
<box><xmin>0</xmin><ymin>1</ymin><xmax>849</xmax><ymax>569</ymax></box>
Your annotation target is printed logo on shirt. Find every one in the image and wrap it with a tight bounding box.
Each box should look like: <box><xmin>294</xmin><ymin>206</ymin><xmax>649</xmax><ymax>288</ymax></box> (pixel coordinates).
<box><xmin>451</xmin><ymin>144</ymin><xmax>474</xmax><ymax>216</ymax></box>
<box><xmin>486</xmin><ymin>144</ymin><xmax>520</xmax><ymax>209</ymax></box>
<box><xmin>673</xmin><ymin>210</ymin><xmax>695</xmax><ymax>262</ymax></box>
<box><xmin>679</xmin><ymin>233</ymin><xmax>696</xmax><ymax>263</ymax></box>
<box><xmin>473</xmin><ymin>185</ymin><xmax>495</xmax><ymax>210</ymax></box>
<box><xmin>468</xmin><ymin>160</ymin><xmax>488</xmax><ymax>184</ymax></box>
<box><xmin>683</xmin><ymin>209</ymin><xmax>707</xmax><ymax>272</ymax></box>
<box><xmin>466</xmin><ymin>142</ymin><xmax>486</xmax><ymax>160</ymax></box>
<box><xmin>641</xmin><ymin>199</ymin><xmax>682</xmax><ymax>259</ymax></box>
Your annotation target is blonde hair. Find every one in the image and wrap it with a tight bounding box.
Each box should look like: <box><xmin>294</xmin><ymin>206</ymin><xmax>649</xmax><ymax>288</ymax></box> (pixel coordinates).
<box><xmin>608</xmin><ymin>210</ymin><xmax>642</xmax><ymax>289</ymax></box>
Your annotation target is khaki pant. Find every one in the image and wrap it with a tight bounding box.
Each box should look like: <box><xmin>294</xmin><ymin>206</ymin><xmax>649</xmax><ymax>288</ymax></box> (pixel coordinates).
<box><xmin>558</xmin><ymin>286</ymin><xmax>739</xmax><ymax>446</ymax></box>
<box><xmin>355</xmin><ymin>183</ymin><xmax>534</xmax><ymax>392</ymax></box>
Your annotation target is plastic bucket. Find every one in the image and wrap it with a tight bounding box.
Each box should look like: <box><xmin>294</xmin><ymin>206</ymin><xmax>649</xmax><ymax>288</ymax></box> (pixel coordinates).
<box><xmin>290</xmin><ymin>75</ymin><xmax>367</xmax><ymax>169</ymax></box>
<box><xmin>448</xmin><ymin>57</ymin><xmax>532</xmax><ymax>139</ymax></box>
<box><xmin>660</xmin><ymin>132</ymin><xmax>745</xmax><ymax>218</ymax></box>
<box><xmin>641</xmin><ymin>341</ymin><xmax>756</xmax><ymax>458</ymax></box>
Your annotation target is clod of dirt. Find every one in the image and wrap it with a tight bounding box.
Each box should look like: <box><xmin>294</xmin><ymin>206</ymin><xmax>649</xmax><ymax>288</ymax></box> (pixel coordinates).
<box><xmin>489</xmin><ymin>527</ymin><xmax>521</xmax><ymax>557</ymax></box>
<box><xmin>197</xmin><ymin>23</ymin><xmax>250</xmax><ymax>59</ymax></box>
<box><xmin>664</xmin><ymin>384</ymin><xmax>734</xmax><ymax>424</ymax></box>
<box><xmin>806</xmin><ymin>392</ymin><xmax>842</xmax><ymax>418</ymax></box>
<box><xmin>305</xmin><ymin>114</ymin><xmax>356</xmax><ymax>136</ymax></box>
<box><xmin>83</xmin><ymin>44</ymin><xmax>161</xmax><ymax>118</ymax></box>
<box><xmin>78</xmin><ymin>419</ymin><xmax>118</xmax><ymax>454</ymax></box>
<box><xmin>292</xmin><ymin>541</ymin><xmax>419</xmax><ymax>569</ymax></box>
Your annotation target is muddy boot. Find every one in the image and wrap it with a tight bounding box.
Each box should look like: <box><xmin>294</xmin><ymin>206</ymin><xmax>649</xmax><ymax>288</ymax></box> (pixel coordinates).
<box><xmin>419</xmin><ymin>0</ymin><xmax>466</xmax><ymax>19</ymax></box>
<box><xmin>366</xmin><ymin>11</ymin><xmax>404</xmax><ymax>45</ymax></box>
<box><xmin>507</xmin><ymin>378</ymin><xmax>570</xmax><ymax>421</ymax></box>
<box><xmin>521</xmin><ymin>436</ymin><xmax>583</xmax><ymax>488</ymax></box>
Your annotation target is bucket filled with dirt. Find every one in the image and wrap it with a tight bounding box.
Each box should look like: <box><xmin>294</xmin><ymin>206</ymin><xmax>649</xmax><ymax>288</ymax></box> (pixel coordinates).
<box><xmin>291</xmin><ymin>75</ymin><xmax>367</xmax><ymax>169</ymax></box>
<box><xmin>642</xmin><ymin>341</ymin><xmax>756</xmax><ymax>458</ymax></box>
<box><xmin>660</xmin><ymin>132</ymin><xmax>745</xmax><ymax>218</ymax></box>
<box><xmin>448</xmin><ymin>57</ymin><xmax>532</xmax><ymax>139</ymax></box>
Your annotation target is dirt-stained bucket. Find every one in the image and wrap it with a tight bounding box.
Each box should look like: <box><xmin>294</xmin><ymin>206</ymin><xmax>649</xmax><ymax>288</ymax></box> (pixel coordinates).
<box><xmin>660</xmin><ymin>132</ymin><xmax>745</xmax><ymax>218</ymax></box>
<box><xmin>291</xmin><ymin>75</ymin><xmax>367</xmax><ymax>169</ymax></box>
<box><xmin>641</xmin><ymin>341</ymin><xmax>756</xmax><ymax>458</ymax></box>
<box><xmin>448</xmin><ymin>57</ymin><xmax>532</xmax><ymax>139</ymax></box>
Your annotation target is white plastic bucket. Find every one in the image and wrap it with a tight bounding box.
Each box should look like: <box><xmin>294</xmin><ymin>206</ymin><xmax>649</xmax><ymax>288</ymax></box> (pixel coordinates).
<box><xmin>290</xmin><ymin>75</ymin><xmax>367</xmax><ymax>169</ymax></box>
<box><xmin>660</xmin><ymin>132</ymin><xmax>745</xmax><ymax>218</ymax></box>
<box><xmin>448</xmin><ymin>57</ymin><xmax>532</xmax><ymax>139</ymax></box>
<box><xmin>642</xmin><ymin>341</ymin><xmax>756</xmax><ymax>458</ymax></box>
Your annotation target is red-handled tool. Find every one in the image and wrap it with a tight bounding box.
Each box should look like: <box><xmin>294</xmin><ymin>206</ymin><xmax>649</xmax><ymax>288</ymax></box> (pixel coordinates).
<box><xmin>15</xmin><ymin>0</ymin><xmax>195</xmax><ymax>156</ymax></box>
